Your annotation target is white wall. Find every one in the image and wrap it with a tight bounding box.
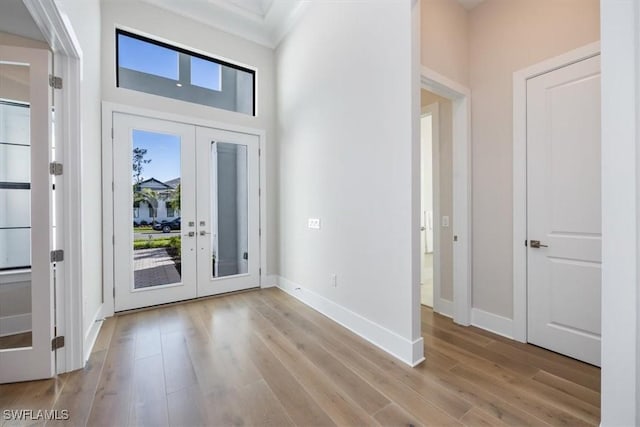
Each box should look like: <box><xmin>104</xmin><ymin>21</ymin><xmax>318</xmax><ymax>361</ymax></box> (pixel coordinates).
<box><xmin>467</xmin><ymin>0</ymin><xmax>600</xmax><ymax>318</ymax></box>
<box><xmin>54</xmin><ymin>0</ymin><xmax>104</xmax><ymax>346</ymax></box>
<box><xmin>421</xmin><ymin>0</ymin><xmax>469</xmax><ymax>87</ymax></box>
<box><xmin>100</xmin><ymin>0</ymin><xmax>278</xmax><ymax>277</ymax></box>
<box><xmin>600</xmin><ymin>0</ymin><xmax>640</xmax><ymax>424</ymax></box>
<box><xmin>276</xmin><ymin>1</ymin><xmax>422</xmax><ymax>364</ymax></box>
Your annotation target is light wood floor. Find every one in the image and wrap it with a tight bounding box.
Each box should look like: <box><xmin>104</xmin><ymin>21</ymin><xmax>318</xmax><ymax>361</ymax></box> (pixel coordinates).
<box><xmin>0</xmin><ymin>288</ymin><xmax>600</xmax><ymax>426</ymax></box>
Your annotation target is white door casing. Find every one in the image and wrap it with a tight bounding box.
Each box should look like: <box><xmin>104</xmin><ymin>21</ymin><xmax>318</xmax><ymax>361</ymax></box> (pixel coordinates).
<box><xmin>0</xmin><ymin>46</ymin><xmax>54</xmax><ymax>383</ymax></box>
<box><xmin>526</xmin><ymin>55</ymin><xmax>601</xmax><ymax>366</ymax></box>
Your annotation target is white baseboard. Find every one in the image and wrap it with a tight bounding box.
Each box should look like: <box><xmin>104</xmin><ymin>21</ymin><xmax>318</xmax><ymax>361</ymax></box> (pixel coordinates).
<box><xmin>471</xmin><ymin>307</ymin><xmax>514</xmax><ymax>339</ymax></box>
<box><xmin>0</xmin><ymin>313</ymin><xmax>32</xmax><ymax>337</ymax></box>
<box><xmin>435</xmin><ymin>298</ymin><xmax>453</xmax><ymax>318</ymax></box>
<box><xmin>276</xmin><ymin>276</ymin><xmax>424</xmax><ymax>367</ymax></box>
<box><xmin>261</xmin><ymin>275</ymin><xmax>278</xmax><ymax>288</ymax></box>
<box><xmin>83</xmin><ymin>304</ymin><xmax>105</xmax><ymax>363</ymax></box>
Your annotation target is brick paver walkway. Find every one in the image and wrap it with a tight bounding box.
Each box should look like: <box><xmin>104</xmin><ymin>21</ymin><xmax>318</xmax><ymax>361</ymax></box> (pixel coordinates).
<box><xmin>134</xmin><ymin>247</ymin><xmax>181</xmax><ymax>289</ymax></box>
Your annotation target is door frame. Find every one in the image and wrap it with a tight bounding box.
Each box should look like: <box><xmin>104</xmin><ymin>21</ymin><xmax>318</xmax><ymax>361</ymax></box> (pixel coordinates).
<box><xmin>420</xmin><ymin>103</ymin><xmax>441</xmax><ymax>310</ymax></box>
<box><xmin>420</xmin><ymin>67</ymin><xmax>472</xmax><ymax>326</ymax></box>
<box><xmin>23</xmin><ymin>0</ymin><xmax>85</xmax><ymax>373</ymax></box>
<box><xmin>512</xmin><ymin>41</ymin><xmax>601</xmax><ymax>342</ymax></box>
<box><xmin>101</xmin><ymin>102</ymin><xmax>267</xmax><ymax>317</ymax></box>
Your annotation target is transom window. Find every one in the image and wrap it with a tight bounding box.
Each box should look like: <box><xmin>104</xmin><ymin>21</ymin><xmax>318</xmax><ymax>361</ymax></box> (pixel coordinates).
<box><xmin>116</xmin><ymin>29</ymin><xmax>255</xmax><ymax>116</ymax></box>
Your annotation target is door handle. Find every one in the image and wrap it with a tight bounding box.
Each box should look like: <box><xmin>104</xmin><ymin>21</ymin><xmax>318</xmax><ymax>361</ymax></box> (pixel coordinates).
<box><xmin>530</xmin><ymin>240</ymin><xmax>548</xmax><ymax>248</ymax></box>
<box><xmin>420</xmin><ymin>227</ymin><xmax>426</xmax><ymax>231</ymax></box>
<box><xmin>200</xmin><ymin>230</ymin><xmax>212</xmax><ymax>236</ymax></box>
<box><xmin>183</xmin><ymin>231</ymin><xmax>195</xmax><ymax>237</ymax></box>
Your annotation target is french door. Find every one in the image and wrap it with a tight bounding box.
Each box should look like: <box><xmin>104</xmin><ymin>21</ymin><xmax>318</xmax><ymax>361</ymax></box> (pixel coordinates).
<box><xmin>0</xmin><ymin>46</ymin><xmax>55</xmax><ymax>383</ymax></box>
<box><xmin>113</xmin><ymin>113</ymin><xmax>259</xmax><ymax>312</ymax></box>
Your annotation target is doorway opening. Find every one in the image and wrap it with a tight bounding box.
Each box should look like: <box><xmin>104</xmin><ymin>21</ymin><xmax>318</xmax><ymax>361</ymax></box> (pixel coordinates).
<box><xmin>419</xmin><ymin>103</ymin><xmax>437</xmax><ymax>308</ymax></box>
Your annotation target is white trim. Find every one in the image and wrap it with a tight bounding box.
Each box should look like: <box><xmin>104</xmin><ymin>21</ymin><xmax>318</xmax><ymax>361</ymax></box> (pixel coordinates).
<box><xmin>437</xmin><ymin>299</ymin><xmax>453</xmax><ymax>319</ymax></box>
<box><xmin>471</xmin><ymin>308</ymin><xmax>514</xmax><ymax>339</ymax></box>
<box><xmin>512</xmin><ymin>41</ymin><xmax>600</xmax><ymax>343</ymax></box>
<box><xmin>262</xmin><ymin>275</ymin><xmax>278</xmax><ymax>288</ymax></box>
<box><xmin>420</xmin><ymin>67</ymin><xmax>472</xmax><ymax>327</ymax></box>
<box><xmin>23</xmin><ymin>0</ymin><xmax>85</xmax><ymax>374</ymax></box>
<box><xmin>101</xmin><ymin>102</ymin><xmax>269</xmax><ymax>316</ymax></box>
<box><xmin>83</xmin><ymin>304</ymin><xmax>104</xmax><ymax>363</ymax></box>
<box><xmin>0</xmin><ymin>313</ymin><xmax>32</xmax><ymax>337</ymax></box>
<box><xmin>277</xmin><ymin>276</ymin><xmax>425</xmax><ymax>367</ymax></box>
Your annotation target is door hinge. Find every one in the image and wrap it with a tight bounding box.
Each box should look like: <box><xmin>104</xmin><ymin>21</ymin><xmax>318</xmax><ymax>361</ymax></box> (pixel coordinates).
<box><xmin>50</xmin><ymin>249</ymin><xmax>64</xmax><ymax>263</ymax></box>
<box><xmin>51</xmin><ymin>336</ymin><xmax>65</xmax><ymax>351</ymax></box>
<box><xmin>259</xmin><ymin>267</ymin><xmax>262</xmax><ymax>275</ymax></box>
<box><xmin>49</xmin><ymin>75</ymin><xmax>63</xmax><ymax>89</ymax></box>
<box><xmin>258</xmin><ymin>188</ymin><xmax>261</xmax><ymax>197</ymax></box>
<box><xmin>525</xmin><ymin>240</ymin><xmax>528</xmax><ymax>247</ymax></box>
<box><xmin>258</xmin><ymin>148</ymin><xmax>261</xmax><ymax>157</ymax></box>
<box><xmin>259</xmin><ymin>228</ymin><xmax>262</xmax><ymax>237</ymax></box>
<box><xmin>49</xmin><ymin>162</ymin><xmax>63</xmax><ymax>176</ymax></box>
<box><xmin>111</xmin><ymin>128</ymin><xmax>114</xmax><ymax>139</ymax></box>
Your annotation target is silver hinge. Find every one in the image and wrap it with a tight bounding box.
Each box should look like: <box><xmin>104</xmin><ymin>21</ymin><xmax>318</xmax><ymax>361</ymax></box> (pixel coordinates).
<box><xmin>258</xmin><ymin>148</ymin><xmax>261</xmax><ymax>156</ymax></box>
<box><xmin>49</xmin><ymin>162</ymin><xmax>63</xmax><ymax>176</ymax></box>
<box><xmin>49</xmin><ymin>75</ymin><xmax>63</xmax><ymax>89</ymax></box>
<box><xmin>258</xmin><ymin>188</ymin><xmax>261</xmax><ymax>197</ymax></box>
<box><xmin>113</xmin><ymin>287</ymin><xmax>116</xmax><ymax>298</ymax></box>
<box><xmin>259</xmin><ymin>228</ymin><xmax>262</xmax><ymax>237</ymax></box>
<box><xmin>111</xmin><ymin>128</ymin><xmax>114</xmax><ymax>139</ymax></box>
<box><xmin>50</xmin><ymin>249</ymin><xmax>64</xmax><ymax>263</ymax></box>
<box><xmin>51</xmin><ymin>336</ymin><xmax>65</xmax><ymax>351</ymax></box>
<box><xmin>259</xmin><ymin>268</ymin><xmax>262</xmax><ymax>275</ymax></box>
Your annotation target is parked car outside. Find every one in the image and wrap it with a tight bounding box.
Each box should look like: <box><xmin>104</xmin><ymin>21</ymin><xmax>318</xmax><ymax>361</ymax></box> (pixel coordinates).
<box><xmin>153</xmin><ymin>217</ymin><xmax>181</xmax><ymax>233</ymax></box>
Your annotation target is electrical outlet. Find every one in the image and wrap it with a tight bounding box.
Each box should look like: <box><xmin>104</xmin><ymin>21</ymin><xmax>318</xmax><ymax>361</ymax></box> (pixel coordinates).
<box><xmin>308</xmin><ymin>218</ymin><xmax>321</xmax><ymax>229</ymax></box>
<box><xmin>331</xmin><ymin>273</ymin><xmax>337</xmax><ymax>288</ymax></box>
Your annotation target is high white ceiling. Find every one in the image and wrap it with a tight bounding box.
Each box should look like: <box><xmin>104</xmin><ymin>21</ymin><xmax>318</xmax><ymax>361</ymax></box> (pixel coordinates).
<box><xmin>140</xmin><ymin>0</ymin><xmax>483</xmax><ymax>49</ymax></box>
<box><xmin>141</xmin><ymin>0</ymin><xmax>307</xmax><ymax>48</ymax></box>
<box><xmin>456</xmin><ymin>0</ymin><xmax>484</xmax><ymax>10</ymax></box>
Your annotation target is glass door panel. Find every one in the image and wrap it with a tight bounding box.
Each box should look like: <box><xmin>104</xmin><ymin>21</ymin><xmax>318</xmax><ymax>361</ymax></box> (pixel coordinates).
<box><xmin>113</xmin><ymin>114</ymin><xmax>196</xmax><ymax>312</ymax></box>
<box><xmin>0</xmin><ymin>46</ymin><xmax>54</xmax><ymax>383</ymax></box>
<box><xmin>211</xmin><ymin>142</ymin><xmax>249</xmax><ymax>278</ymax></box>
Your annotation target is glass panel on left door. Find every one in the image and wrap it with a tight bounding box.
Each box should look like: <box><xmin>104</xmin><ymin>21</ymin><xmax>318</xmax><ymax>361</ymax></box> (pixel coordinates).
<box><xmin>0</xmin><ymin>64</ymin><xmax>32</xmax><ymax>350</ymax></box>
<box><xmin>132</xmin><ymin>129</ymin><xmax>182</xmax><ymax>289</ymax></box>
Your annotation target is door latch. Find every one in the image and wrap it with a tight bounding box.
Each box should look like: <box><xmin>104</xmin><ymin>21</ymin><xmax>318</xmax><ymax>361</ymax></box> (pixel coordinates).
<box><xmin>529</xmin><ymin>240</ymin><xmax>548</xmax><ymax>248</ymax></box>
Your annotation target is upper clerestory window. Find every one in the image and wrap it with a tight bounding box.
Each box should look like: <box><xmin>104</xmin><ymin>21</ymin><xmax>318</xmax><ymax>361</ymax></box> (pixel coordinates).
<box><xmin>116</xmin><ymin>29</ymin><xmax>255</xmax><ymax>116</ymax></box>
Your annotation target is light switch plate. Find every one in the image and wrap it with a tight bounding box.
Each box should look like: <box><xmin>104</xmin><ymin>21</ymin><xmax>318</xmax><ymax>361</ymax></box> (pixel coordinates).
<box><xmin>308</xmin><ymin>218</ymin><xmax>321</xmax><ymax>229</ymax></box>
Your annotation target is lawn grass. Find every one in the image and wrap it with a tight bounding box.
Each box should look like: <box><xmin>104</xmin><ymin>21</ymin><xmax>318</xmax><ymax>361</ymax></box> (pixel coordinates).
<box><xmin>133</xmin><ymin>238</ymin><xmax>173</xmax><ymax>250</ymax></box>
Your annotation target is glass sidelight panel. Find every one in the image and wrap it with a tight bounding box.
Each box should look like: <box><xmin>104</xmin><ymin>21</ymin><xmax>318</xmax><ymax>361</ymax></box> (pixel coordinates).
<box><xmin>211</xmin><ymin>142</ymin><xmax>248</xmax><ymax>278</ymax></box>
<box><xmin>132</xmin><ymin>130</ymin><xmax>182</xmax><ymax>289</ymax></box>
<box><xmin>0</xmin><ymin>63</ymin><xmax>32</xmax><ymax>350</ymax></box>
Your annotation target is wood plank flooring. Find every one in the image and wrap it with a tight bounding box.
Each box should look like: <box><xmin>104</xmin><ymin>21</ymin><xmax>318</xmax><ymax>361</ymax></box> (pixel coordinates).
<box><xmin>0</xmin><ymin>288</ymin><xmax>601</xmax><ymax>426</ymax></box>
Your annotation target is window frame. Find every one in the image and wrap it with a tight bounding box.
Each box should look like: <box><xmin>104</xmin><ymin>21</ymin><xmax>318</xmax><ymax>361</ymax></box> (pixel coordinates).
<box><xmin>115</xmin><ymin>29</ymin><xmax>256</xmax><ymax>116</ymax></box>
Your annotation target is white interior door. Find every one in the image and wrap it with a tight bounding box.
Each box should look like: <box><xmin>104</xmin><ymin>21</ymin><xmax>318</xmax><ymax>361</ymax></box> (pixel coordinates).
<box><xmin>526</xmin><ymin>55</ymin><xmax>601</xmax><ymax>366</ymax></box>
<box><xmin>196</xmin><ymin>127</ymin><xmax>260</xmax><ymax>296</ymax></box>
<box><xmin>0</xmin><ymin>46</ymin><xmax>54</xmax><ymax>382</ymax></box>
<box><xmin>113</xmin><ymin>113</ymin><xmax>197</xmax><ymax>311</ymax></box>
